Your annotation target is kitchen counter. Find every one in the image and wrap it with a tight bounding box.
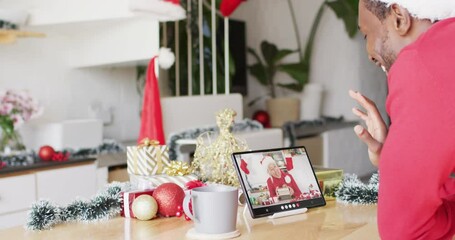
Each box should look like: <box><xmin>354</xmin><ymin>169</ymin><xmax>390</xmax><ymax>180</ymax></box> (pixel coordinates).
<box><xmin>283</xmin><ymin>118</ymin><xmax>357</xmax><ymax>146</ymax></box>
<box><xmin>0</xmin><ymin>157</ymin><xmax>96</xmax><ymax>176</ymax></box>
<box><xmin>0</xmin><ymin>201</ymin><xmax>379</xmax><ymax>239</ymax></box>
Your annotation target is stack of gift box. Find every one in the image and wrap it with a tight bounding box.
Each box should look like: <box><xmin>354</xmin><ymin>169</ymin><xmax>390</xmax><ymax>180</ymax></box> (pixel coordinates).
<box><xmin>314</xmin><ymin>167</ymin><xmax>344</xmax><ymax>200</ymax></box>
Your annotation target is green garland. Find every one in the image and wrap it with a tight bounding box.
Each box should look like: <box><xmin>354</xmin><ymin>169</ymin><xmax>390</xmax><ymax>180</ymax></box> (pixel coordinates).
<box><xmin>0</xmin><ymin>139</ymin><xmax>124</xmax><ymax>167</ymax></box>
<box><xmin>26</xmin><ymin>182</ymin><xmax>131</xmax><ymax>231</ymax></box>
<box><xmin>335</xmin><ymin>172</ymin><xmax>379</xmax><ymax>205</ymax></box>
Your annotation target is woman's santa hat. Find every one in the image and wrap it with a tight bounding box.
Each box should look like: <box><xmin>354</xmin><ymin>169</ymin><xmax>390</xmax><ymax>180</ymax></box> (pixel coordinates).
<box><xmin>261</xmin><ymin>156</ymin><xmax>276</xmax><ymax>172</ymax></box>
<box><xmin>374</xmin><ymin>0</ymin><xmax>455</xmax><ymax>22</ymax></box>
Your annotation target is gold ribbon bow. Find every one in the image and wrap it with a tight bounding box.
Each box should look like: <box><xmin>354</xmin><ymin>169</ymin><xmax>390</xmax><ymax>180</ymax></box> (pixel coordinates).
<box><xmin>165</xmin><ymin>161</ymin><xmax>192</xmax><ymax>176</ymax></box>
<box><xmin>138</xmin><ymin>138</ymin><xmax>160</xmax><ymax>148</ymax></box>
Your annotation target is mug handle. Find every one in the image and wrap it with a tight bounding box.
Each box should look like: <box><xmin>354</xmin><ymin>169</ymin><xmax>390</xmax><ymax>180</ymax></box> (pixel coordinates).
<box><xmin>183</xmin><ymin>193</ymin><xmax>198</xmax><ymax>222</ymax></box>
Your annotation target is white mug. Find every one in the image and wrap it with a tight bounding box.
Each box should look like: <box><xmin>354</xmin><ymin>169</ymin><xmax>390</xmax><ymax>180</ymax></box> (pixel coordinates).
<box><xmin>183</xmin><ymin>185</ymin><xmax>238</xmax><ymax>234</ymax></box>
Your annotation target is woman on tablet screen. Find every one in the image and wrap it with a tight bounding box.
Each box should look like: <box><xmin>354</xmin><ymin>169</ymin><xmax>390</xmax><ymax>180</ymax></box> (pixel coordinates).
<box><xmin>262</xmin><ymin>156</ymin><xmax>302</xmax><ymax>202</ymax></box>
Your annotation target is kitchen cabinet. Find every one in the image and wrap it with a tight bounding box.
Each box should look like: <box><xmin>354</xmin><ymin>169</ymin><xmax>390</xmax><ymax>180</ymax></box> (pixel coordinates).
<box><xmin>0</xmin><ymin>161</ymin><xmax>98</xmax><ymax>229</ymax></box>
<box><xmin>1</xmin><ymin>0</ymin><xmax>160</xmax><ymax>67</ymax></box>
<box><xmin>0</xmin><ymin>174</ymin><xmax>36</xmax><ymax>229</ymax></box>
<box><xmin>295</xmin><ymin>127</ymin><xmax>377</xmax><ymax>178</ymax></box>
<box><xmin>36</xmin><ymin>163</ymin><xmax>98</xmax><ymax>205</ymax></box>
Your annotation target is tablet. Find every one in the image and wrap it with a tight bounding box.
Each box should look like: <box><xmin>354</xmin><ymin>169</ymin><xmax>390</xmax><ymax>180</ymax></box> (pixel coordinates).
<box><xmin>232</xmin><ymin>146</ymin><xmax>326</xmax><ymax>218</ymax></box>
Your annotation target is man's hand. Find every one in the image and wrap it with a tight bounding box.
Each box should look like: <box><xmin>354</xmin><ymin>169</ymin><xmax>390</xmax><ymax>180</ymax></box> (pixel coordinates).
<box><xmin>349</xmin><ymin>90</ymin><xmax>388</xmax><ymax>167</ymax></box>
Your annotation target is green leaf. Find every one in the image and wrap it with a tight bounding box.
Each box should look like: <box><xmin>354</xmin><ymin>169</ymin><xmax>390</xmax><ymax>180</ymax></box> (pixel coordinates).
<box><xmin>274</xmin><ymin>49</ymin><xmax>297</xmax><ymax>63</ymax></box>
<box><xmin>277</xmin><ymin>83</ymin><xmax>304</xmax><ymax>92</ymax></box>
<box><xmin>248</xmin><ymin>63</ymin><xmax>268</xmax><ymax>86</ymax></box>
<box><xmin>247</xmin><ymin>47</ymin><xmax>264</xmax><ymax>66</ymax></box>
<box><xmin>247</xmin><ymin>95</ymin><xmax>269</xmax><ymax>107</ymax></box>
<box><xmin>326</xmin><ymin>0</ymin><xmax>359</xmax><ymax>38</ymax></box>
<box><xmin>261</xmin><ymin>41</ymin><xmax>279</xmax><ymax>66</ymax></box>
<box><xmin>278</xmin><ymin>62</ymin><xmax>309</xmax><ymax>91</ymax></box>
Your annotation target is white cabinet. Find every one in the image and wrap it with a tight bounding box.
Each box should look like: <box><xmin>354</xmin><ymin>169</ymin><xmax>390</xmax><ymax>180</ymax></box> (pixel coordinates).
<box><xmin>0</xmin><ymin>0</ymin><xmax>160</xmax><ymax>68</ymax></box>
<box><xmin>0</xmin><ymin>174</ymin><xmax>36</xmax><ymax>229</ymax></box>
<box><xmin>296</xmin><ymin>127</ymin><xmax>377</xmax><ymax>178</ymax></box>
<box><xmin>36</xmin><ymin>163</ymin><xmax>98</xmax><ymax>205</ymax></box>
<box><xmin>0</xmin><ymin>161</ymin><xmax>98</xmax><ymax>229</ymax></box>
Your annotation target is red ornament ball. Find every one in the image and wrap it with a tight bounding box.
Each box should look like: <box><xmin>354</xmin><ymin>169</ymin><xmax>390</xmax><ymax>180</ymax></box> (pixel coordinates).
<box><xmin>38</xmin><ymin>145</ymin><xmax>55</xmax><ymax>161</ymax></box>
<box><xmin>253</xmin><ymin>110</ymin><xmax>271</xmax><ymax>128</ymax></box>
<box><xmin>175</xmin><ymin>211</ymin><xmax>182</xmax><ymax>217</ymax></box>
<box><xmin>152</xmin><ymin>183</ymin><xmax>185</xmax><ymax>217</ymax></box>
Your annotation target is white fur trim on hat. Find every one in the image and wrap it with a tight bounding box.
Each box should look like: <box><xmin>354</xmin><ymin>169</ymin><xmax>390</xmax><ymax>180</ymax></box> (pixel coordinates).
<box><xmin>158</xmin><ymin>48</ymin><xmax>175</xmax><ymax>69</ymax></box>
<box><xmin>129</xmin><ymin>0</ymin><xmax>186</xmax><ymax>21</ymax></box>
<box><xmin>374</xmin><ymin>0</ymin><xmax>455</xmax><ymax>22</ymax></box>
<box><xmin>261</xmin><ymin>156</ymin><xmax>276</xmax><ymax>172</ymax></box>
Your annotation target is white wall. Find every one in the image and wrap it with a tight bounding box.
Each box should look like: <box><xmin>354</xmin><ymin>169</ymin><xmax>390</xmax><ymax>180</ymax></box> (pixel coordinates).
<box><xmin>232</xmin><ymin>0</ymin><xmax>387</xmax><ymax>121</ymax></box>
<box><xmin>0</xmin><ymin>35</ymin><xmax>142</xmax><ymax>145</ymax></box>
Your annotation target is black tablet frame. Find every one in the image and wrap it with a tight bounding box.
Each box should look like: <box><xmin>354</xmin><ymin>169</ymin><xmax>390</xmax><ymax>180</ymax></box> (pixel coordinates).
<box><xmin>231</xmin><ymin>146</ymin><xmax>326</xmax><ymax>218</ymax></box>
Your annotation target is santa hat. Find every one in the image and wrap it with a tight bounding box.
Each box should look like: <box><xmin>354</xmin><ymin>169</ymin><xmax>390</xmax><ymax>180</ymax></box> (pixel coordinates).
<box><xmin>130</xmin><ymin>0</ymin><xmax>186</xmax><ymax>21</ymax></box>
<box><xmin>373</xmin><ymin>0</ymin><xmax>455</xmax><ymax>22</ymax></box>
<box><xmin>260</xmin><ymin>156</ymin><xmax>276</xmax><ymax>172</ymax></box>
<box><xmin>138</xmin><ymin>48</ymin><xmax>175</xmax><ymax>145</ymax></box>
<box><xmin>220</xmin><ymin>0</ymin><xmax>246</xmax><ymax>17</ymax></box>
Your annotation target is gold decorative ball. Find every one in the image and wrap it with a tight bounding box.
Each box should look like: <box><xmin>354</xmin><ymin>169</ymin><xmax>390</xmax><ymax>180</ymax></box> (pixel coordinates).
<box><xmin>132</xmin><ymin>195</ymin><xmax>158</xmax><ymax>220</ymax></box>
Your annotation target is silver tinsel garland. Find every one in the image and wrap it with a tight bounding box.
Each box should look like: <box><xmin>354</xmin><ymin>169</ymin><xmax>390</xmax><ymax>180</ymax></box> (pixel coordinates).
<box><xmin>26</xmin><ymin>182</ymin><xmax>131</xmax><ymax>231</ymax></box>
<box><xmin>335</xmin><ymin>172</ymin><xmax>379</xmax><ymax>205</ymax></box>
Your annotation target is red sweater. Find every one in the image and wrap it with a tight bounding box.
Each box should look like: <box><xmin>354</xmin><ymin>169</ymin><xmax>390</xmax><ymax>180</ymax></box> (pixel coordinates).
<box><xmin>379</xmin><ymin>18</ymin><xmax>455</xmax><ymax>239</ymax></box>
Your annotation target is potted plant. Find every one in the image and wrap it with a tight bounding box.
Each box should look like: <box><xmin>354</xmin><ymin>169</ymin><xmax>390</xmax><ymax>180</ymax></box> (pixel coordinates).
<box><xmin>248</xmin><ymin>0</ymin><xmax>359</xmax><ymax>127</ymax></box>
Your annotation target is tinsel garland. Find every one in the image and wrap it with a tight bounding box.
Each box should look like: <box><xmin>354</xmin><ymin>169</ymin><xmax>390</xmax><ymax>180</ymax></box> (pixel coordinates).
<box><xmin>26</xmin><ymin>182</ymin><xmax>131</xmax><ymax>231</ymax></box>
<box><xmin>0</xmin><ymin>139</ymin><xmax>124</xmax><ymax>167</ymax></box>
<box><xmin>335</xmin><ymin>172</ymin><xmax>379</xmax><ymax>205</ymax></box>
<box><xmin>167</xmin><ymin>118</ymin><xmax>262</xmax><ymax>160</ymax></box>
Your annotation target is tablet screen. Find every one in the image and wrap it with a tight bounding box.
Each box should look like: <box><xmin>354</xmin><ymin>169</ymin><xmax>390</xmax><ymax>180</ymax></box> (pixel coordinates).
<box><xmin>232</xmin><ymin>146</ymin><xmax>326</xmax><ymax>218</ymax></box>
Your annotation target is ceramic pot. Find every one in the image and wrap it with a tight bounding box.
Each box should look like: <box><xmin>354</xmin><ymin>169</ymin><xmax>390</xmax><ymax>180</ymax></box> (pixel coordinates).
<box><xmin>266</xmin><ymin>97</ymin><xmax>300</xmax><ymax>127</ymax></box>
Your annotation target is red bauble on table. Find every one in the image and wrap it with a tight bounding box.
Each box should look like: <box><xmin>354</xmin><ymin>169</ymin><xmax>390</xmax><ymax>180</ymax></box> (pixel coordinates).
<box><xmin>252</xmin><ymin>110</ymin><xmax>271</xmax><ymax>128</ymax></box>
<box><xmin>152</xmin><ymin>183</ymin><xmax>185</xmax><ymax>217</ymax></box>
<box><xmin>38</xmin><ymin>145</ymin><xmax>55</xmax><ymax>161</ymax></box>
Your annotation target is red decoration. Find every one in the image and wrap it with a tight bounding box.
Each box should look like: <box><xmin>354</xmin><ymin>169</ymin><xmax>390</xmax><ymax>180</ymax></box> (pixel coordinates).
<box><xmin>138</xmin><ymin>57</ymin><xmax>165</xmax><ymax>145</ymax></box>
<box><xmin>152</xmin><ymin>183</ymin><xmax>185</xmax><ymax>217</ymax></box>
<box><xmin>253</xmin><ymin>110</ymin><xmax>271</xmax><ymax>128</ymax></box>
<box><xmin>38</xmin><ymin>145</ymin><xmax>55</xmax><ymax>161</ymax></box>
<box><xmin>0</xmin><ymin>161</ymin><xmax>6</xmax><ymax>169</ymax></box>
<box><xmin>185</xmin><ymin>180</ymin><xmax>206</xmax><ymax>190</ymax></box>
<box><xmin>166</xmin><ymin>0</ymin><xmax>180</xmax><ymax>4</ymax></box>
<box><xmin>220</xmin><ymin>0</ymin><xmax>245</xmax><ymax>17</ymax></box>
<box><xmin>285</xmin><ymin>157</ymin><xmax>294</xmax><ymax>171</ymax></box>
<box><xmin>51</xmin><ymin>152</ymin><xmax>70</xmax><ymax>162</ymax></box>
<box><xmin>240</xmin><ymin>159</ymin><xmax>250</xmax><ymax>174</ymax></box>
<box><xmin>120</xmin><ymin>189</ymin><xmax>155</xmax><ymax>218</ymax></box>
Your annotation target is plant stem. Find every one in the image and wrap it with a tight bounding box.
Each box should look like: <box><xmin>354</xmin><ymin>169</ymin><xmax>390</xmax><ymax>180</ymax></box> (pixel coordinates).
<box><xmin>303</xmin><ymin>1</ymin><xmax>326</xmax><ymax>64</ymax></box>
<box><xmin>287</xmin><ymin>0</ymin><xmax>302</xmax><ymax>59</ymax></box>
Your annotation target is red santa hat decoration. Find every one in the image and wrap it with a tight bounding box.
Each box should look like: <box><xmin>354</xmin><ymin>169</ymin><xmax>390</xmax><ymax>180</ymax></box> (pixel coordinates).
<box><xmin>138</xmin><ymin>48</ymin><xmax>175</xmax><ymax>144</ymax></box>
<box><xmin>374</xmin><ymin>0</ymin><xmax>455</xmax><ymax>22</ymax></box>
<box><xmin>220</xmin><ymin>0</ymin><xmax>246</xmax><ymax>17</ymax></box>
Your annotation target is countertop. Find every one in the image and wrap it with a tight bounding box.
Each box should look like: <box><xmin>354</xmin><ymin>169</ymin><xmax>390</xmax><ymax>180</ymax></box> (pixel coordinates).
<box><xmin>0</xmin><ymin>201</ymin><xmax>379</xmax><ymax>239</ymax></box>
<box><xmin>283</xmin><ymin>118</ymin><xmax>358</xmax><ymax>146</ymax></box>
<box><xmin>0</xmin><ymin>157</ymin><xmax>96</xmax><ymax>176</ymax></box>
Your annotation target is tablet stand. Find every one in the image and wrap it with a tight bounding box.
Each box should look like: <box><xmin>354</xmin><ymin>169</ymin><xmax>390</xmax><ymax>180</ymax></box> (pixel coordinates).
<box><xmin>267</xmin><ymin>208</ymin><xmax>308</xmax><ymax>219</ymax></box>
<box><xmin>241</xmin><ymin>206</ymin><xmax>308</xmax><ymax>232</ymax></box>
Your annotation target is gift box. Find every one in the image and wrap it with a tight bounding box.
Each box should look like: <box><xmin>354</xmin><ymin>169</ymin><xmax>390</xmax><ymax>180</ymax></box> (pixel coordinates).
<box><xmin>129</xmin><ymin>173</ymin><xmax>198</xmax><ymax>189</ymax></box>
<box><xmin>120</xmin><ymin>189</ymin><xmax>155</xmax><ymax>218</ymax></box>
<box><xmin>127</xmin><ymin>140</ymin><xmax>170</xmax><ymax>176</ymax></box>
<box><xmin>314</xmin><ymin>167</ymin><xmax>343</xmax><ymax>200</ymax></box>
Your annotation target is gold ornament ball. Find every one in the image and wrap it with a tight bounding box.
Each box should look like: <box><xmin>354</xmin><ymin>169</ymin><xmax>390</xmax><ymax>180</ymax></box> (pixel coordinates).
<box><xmin>132</xmin><ymin>195</ymin><xmax>158</xmax><ymax>220</ymax></box>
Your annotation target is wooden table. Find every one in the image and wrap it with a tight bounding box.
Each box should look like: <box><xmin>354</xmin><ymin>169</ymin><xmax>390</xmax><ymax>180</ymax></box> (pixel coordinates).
<box><xmin>0</xmin><ymin>201</ymin><xmax>379</xmax><ymax>239</ymax></box>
